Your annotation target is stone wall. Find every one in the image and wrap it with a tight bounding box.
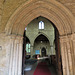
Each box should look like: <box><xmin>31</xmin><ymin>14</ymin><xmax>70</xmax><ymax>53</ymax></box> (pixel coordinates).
<box><xmin>0</xmin><ymin>34</ymin><xmax>7</xmax><ymax>75</ymax></box>
<box><xmin>33</xmin><ymin>41</ymin><xmax>54</xmax><ymax>56</ymax></box>
<box><xmin>1</xmin><ymin>0</ymin><xmax>28</xmax><ymax>33</ymax></box>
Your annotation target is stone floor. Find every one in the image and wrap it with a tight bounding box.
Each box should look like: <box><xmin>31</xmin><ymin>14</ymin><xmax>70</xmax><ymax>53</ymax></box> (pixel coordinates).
<box><xmin>24</xmin><ymin>59</ymin><xmax>57</xmax><ymax>75</ymax></box>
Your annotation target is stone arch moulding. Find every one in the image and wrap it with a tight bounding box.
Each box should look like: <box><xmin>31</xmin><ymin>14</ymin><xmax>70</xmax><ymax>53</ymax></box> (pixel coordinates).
<box><xmin>33</xmin><ymin>33</ymin><xmax>50</xmax><ymax>45</ymax></box>
<box><xmin>5</xmin><ymin>0</ymin><xmax>75</xmax><ymax>36</ymax></box>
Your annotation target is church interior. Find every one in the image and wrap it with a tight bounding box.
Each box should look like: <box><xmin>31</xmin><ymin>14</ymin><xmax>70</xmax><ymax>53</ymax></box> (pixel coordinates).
<box><xmin>23</xmin><ymin>16</ymin><xmax>62</xmax><ymax>75</ymax></box>
<box><xmin>0</xmin><ymin>0</ymin><xmax>75</xmax><ymax>75</ymax></box>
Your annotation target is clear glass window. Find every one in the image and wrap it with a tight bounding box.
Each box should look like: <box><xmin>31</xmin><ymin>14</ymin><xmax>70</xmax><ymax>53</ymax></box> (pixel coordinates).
<box><xmin>39</xmin><ymin>21</ymin><xmax>44</xmax><ymax>29</ymax></box>
<box><xmin>26</xmin><ymin>43</ymin><xmax>30</xmax><ymax>53</ymax></box>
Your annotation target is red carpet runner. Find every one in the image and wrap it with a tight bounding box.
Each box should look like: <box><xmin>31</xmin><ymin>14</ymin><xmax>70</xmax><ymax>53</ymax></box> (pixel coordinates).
<box><xmin>33</xmin><ymin>62</ymin><xmax>51</xmax><ymax>75</ymax></box>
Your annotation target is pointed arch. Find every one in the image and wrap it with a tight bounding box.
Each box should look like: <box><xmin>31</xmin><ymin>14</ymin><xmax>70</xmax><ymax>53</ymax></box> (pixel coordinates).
<box><xmin>34</xmin><ymin>33</ymin><xmax>50</xmax><ymax>45</ymax></box>
<box><xmin>5</xmin><ymin>0</ymin><xmax>75</xmax><ymax>36</ymax></box>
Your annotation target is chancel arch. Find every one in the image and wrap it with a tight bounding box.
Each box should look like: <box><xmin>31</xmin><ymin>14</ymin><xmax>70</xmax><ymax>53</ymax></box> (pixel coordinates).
<box><xmin>33</xmin><ymin>33</ymin><xmax>50</xmax><ymax>45</ymax></box>
<box><xmin>34</xmin><ymin>34</ymin><xmax>50</xmax><ymax>56</ymax></box>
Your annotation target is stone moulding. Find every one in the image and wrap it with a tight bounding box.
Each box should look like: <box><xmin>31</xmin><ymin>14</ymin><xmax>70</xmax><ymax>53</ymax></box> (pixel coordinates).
<box><xmin>5</xmin><ymin>0</ymin><xmax>75</xmax><ymax>36</ymax></box>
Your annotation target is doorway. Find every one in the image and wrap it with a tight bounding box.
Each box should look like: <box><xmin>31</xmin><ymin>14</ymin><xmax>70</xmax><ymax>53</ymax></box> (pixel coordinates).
<box><xmin>22</xmin><ymin>16</ymin><xmax>63</xmax><ymax>75</ymax></box>
<box><xmin>41</xmin><ymin>47</ymin><xmax>46</xmax><ymax>57</ymax></box>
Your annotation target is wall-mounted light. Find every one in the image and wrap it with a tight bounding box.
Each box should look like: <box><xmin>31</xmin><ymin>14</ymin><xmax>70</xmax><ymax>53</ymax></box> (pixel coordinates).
<box><xmin>41</xmin><ymin>41</ymin><xmax>42</xmax><ymax>43</ymax></box>
<box><xmin>25</xmin><ymin>27</ymin><xmax>27</xmax><ymax>30</ymax></box>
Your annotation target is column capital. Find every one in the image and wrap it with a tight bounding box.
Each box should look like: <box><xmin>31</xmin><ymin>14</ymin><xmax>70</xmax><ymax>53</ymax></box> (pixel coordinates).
<box><xmin>71</xmin><ymin>33</ymin><xmax>75</xmax><ymax>40</ymax></box>
<box><xmin>7</xmin><ymin>35</ymin><xmax>23</xmax><ymax>44</ymax></box>
<box><xmin>30</xmin><ymin>43</ymin><xmax>34</xmax><ymax>47</ymax></box>
<box><xmin>16</xmin><ymin>36</ymin><xmax>23</xmax><ymax>40</ymax></box>
<box><xmin>50</xmin><ymin>45</ymin><xmax>53</xmax><ymax>47</ymax></box>
<box><xmin>30</xmin><ymin>45</ymin><xmax>34</xmax><ymax>47</ymax></box>
<box><xmin>59</xmin><ymin>33</ymin><xmax>75</xmax><ymax>42</ymax></box>
<box><xmin>11</xmin><ymin>35</ymin><xmax>16</xmax><ymax>40</ymax></box>
<box><xmin>15</xmin><ymin>36</ymin><xmax>23</xmax><ymax>44</ymax></box>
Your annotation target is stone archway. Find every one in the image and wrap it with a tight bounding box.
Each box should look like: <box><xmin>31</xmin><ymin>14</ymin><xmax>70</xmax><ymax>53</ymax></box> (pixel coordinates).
<box><xmin>34</xmin><ymin>33</ymin><xmax>50</xmax><ymax>45</ymax></box>
<box><xmin>5</xmin><ymin>0</ymin><xmax>75</xmax><ymax>35</ymax></box>
<box><xmin>5</xmin><ymin>0</ymin><xmax>75</xmax><ymax>75</ymax></box>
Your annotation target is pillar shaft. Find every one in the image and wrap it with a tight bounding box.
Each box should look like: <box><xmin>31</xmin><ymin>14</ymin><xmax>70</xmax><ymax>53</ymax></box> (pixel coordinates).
<box><xmin>30</xmin><ymin>45</ymin><xmax>34</xmax><ymax>58</ymax></box>
<box><xmin>0</xmin><ymin>0</ymin><xmax>3</xmax><ymax>32</ymax></box>
<box><xmin>60</xmin><ymin>34</ymin><xmax>74</xmax><ymax>75</ymax></box>
<box><xmin>8</xmin><ymin>35</ymin><xmax>23</xmax><ymax>75</ymax></box>
<box><xmin>8</xmin><ymin>36</ymin><xmax>15</xmax><ymax>75</ymax></box>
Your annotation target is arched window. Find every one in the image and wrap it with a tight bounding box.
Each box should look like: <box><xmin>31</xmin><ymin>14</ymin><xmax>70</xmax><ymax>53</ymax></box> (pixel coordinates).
<box><xmin>39</xmin><ymin>21</ymin><xmax>44</xmax><ymax>29</ymax></box>
<box><xmin>25</xmin><ymin>27</ymin><xmax>27</xmax><ymax>30</ymax></box>
<box><xmin>26</xmin><ymin>43</ymin><xmax>30</xmax><ymax>53</ymax></box>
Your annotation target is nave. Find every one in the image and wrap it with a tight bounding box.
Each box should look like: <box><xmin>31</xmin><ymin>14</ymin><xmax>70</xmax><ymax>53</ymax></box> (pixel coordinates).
<box><xmin>24</xmin><ymin>59</ymin><xmax>57</xmax><ymax>75</ymax></box>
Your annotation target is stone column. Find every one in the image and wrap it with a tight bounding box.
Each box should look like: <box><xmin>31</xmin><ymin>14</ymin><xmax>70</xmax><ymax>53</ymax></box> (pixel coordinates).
<box><xmin>66</xmin><ymin>35</ymin><xmax>74</xmax><ymax>75</ymax></box>
<box><xmin>8</xmin><ymin>35</ymin><xmax>23</xmax><ymax>75</ymax></box>
<box><xmin>73</xmin><ymin>34</ymin><xmax>75</xmax><ymax>75</ymax></box>
<box><xmin>60</xmin><ymin>34</ymin><xmax>74</xmax><ymax>75</ymax></box>
<box><xmin>12</xmin><ymin>37</ymin><xmax>18</xmax><ymax>75</ymax></box>
<box><xmin>0</xmin><ymin>0</ymin><xmax>2</xmax><ymax>26</ymax></box>
<box><xmin>50</xmin><ymin>45</ymin><xmax>53</xmax><ymax>55</ymax></box>
<box><xmin>8</xmin><ymin>35</ymin><xmax>16</xmax><ymax>75</ymax></box>
<box><xmin>30</xmin><ymin>44</ymin><xmax>34</xmax><ymax>58</ymax></box>
<box><xmin>60</xmin><ymin>36</ymin><xmax>69</xmax><ymax>75</ymax></box>
<box><xmin>18</xmin><ymin>36</ymin><xmax>23</xmax><ymax>75</ymax></box>
<box><xmin>68</xmin><ymin>33</ymin><xmax>75</xmax><ymax>75</ymax></box>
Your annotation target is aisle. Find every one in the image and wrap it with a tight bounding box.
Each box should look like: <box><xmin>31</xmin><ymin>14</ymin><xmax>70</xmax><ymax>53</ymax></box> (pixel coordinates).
<box><xmin>24</xmin><ymin>60</ymin><xmax>57</xmax><ymax>75</ymax></box>
<box><xmin>33</xmin><ymin>62</ymin><xmax>51</xmax><ymax>75</ymax></box>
